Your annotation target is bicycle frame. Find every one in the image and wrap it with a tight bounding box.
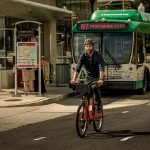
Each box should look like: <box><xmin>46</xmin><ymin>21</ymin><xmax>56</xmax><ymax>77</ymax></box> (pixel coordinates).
<box><xmin>82</xmin><ymin>95</ymin><xmax>96</xmax><ymax>123</ymax></box>
<box><xmin>75</xmin><ymin>81</ymin><xmax>103</xmax><ymax>138</ymax></box>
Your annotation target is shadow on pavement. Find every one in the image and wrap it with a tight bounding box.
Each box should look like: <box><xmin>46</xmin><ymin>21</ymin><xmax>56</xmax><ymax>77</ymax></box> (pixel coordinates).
<box><xmin>85</xmin><ymin>130</ymin><xmax>150</xmax><ymax>139</ymax></box>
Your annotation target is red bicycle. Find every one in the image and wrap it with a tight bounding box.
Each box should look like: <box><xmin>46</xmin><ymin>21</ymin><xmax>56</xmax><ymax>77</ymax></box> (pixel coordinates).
<box><xmin>75</xmin><ymin>81</ymin><xmax>103</xmax><ymax>138</ymax></box>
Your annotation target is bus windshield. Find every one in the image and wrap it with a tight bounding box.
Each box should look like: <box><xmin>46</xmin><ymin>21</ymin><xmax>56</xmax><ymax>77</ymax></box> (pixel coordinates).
<box><xmin>103</xmin><ymin>32</ymin><xmax>132</xmax><ymax>65</ymax></box>
<box><xmin>72</xmin><ymin>32</ymin><xmax>132</xmax><ymax>64</ymax></box>
<box><xmin>73</xmin><ymin>33</ymin><xmax>101</xmax><ymax>63</ymax></box>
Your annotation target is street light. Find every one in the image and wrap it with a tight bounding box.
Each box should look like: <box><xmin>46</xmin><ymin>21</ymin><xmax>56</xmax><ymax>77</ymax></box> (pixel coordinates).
<box><xmin>89</xmin><ymin>0</ymin><xmax>95</xmax><ymax>14</ymax></box>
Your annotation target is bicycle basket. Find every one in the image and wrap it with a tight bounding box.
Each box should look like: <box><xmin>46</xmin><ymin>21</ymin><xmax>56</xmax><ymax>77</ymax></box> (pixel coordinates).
<box><xmin>76</xmin><ymin>84</ymin><xmax>90</xmax><ymax>94</ymax></box>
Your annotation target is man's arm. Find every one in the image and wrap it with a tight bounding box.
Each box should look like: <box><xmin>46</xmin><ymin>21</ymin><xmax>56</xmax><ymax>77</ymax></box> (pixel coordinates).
<box><xmin>71</xmin><ymin>71</ymin><xmax>79</xmax><ymax>83</ymax></box>
<box><xmin>70</xmin><ymin>54</ymin><xmax>83</xmax><ymax>83</ymax></box>
<box><xmin>99</xmin><ymin>70</ymin><xmax>104</xmax><ymax>80</ymax></box>
<box><xmin>97</xmin><ymin>70</ymin><xmax>104</xmax><ymax>85</ymax></box>
<box><xmin>98</xmin><ymin>53</ymin><xmax>105</xmax><ymax>85</ymax></box>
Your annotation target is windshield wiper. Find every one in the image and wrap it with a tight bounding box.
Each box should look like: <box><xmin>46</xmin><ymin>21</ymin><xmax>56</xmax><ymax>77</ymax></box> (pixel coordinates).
<box><xmin>105</xmin><ymin>48</ymin><xmax>121</xmax><ymax>69</ymax></box>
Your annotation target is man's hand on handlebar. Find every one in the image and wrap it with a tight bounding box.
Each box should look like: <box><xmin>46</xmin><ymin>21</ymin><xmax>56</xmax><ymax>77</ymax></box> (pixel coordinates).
<box><xmin>70</xmin><ymin>79</ymin><xmax>76</xmax><ymax>84</ymax></box>
<box><xmin>97</xmin><ymin>79</ymin><xmax>104</xmax><ymax>86</ymax></box>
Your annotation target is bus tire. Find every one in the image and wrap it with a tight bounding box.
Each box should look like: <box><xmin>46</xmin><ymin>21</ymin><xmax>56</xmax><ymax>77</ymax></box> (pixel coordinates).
<box><xmin>139</xmin><ymin>71</ymin><xmax>149</xmax><ymax>94</ymax></box>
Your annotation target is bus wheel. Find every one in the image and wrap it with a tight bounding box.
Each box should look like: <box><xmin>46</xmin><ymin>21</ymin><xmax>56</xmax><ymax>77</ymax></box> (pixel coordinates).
<box><xmin>140</xmin><ymin>74</ymin><xmax>148</xmax><ymax>94</ymax></box>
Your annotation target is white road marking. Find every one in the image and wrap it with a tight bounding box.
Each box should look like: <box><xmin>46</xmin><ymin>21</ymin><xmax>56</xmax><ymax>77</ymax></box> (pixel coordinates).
<box><xmin>33</xmin><ymin>137</ymin><xmax>46</xmax><ymax>141</ymax></box>
<box><xmin>122</xmin><ymin>111</ymin><xmax>129</xmax><ymax>114</ymax></box>
<box><xmin>120</xmin><ymin>136</ymin><xmax>134</xmax><ymax>141</ymax></box>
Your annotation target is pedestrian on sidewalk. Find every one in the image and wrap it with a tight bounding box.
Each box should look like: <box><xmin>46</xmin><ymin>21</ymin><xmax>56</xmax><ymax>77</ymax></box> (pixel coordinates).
<box><xmin>22</xmin><ymin>68</ymin><xmax>35</xmax><ymax>93</ymax></box>
<box><xmin>34</xmin><ymin>56</ymin><xmax>48</xmax><ymax>94</ymax></box>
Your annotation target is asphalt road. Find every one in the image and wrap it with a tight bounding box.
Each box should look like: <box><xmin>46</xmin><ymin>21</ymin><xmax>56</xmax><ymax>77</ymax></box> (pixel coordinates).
<box><xmin>0</xmin><ymin>90</ymin><xmax>150</xmax><ymax>150</ymax></box>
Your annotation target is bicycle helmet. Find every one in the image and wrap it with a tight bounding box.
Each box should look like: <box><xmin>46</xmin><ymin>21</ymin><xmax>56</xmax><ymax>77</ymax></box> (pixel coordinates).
<box><xmin>84</xmin><ymin>39</ymin><xmax>95</xmax><ymax>46</ymax></box>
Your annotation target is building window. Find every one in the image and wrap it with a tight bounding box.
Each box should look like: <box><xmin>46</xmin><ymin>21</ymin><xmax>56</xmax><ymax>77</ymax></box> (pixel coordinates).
<box><xmin>56</xmin><ymin>0</ymin><xmax>90</xmax><ymax>13</ymax></box>
<box><xmin>0</xmin><ymin>30</ymin><xmax>5</xmax><ymax>67</ymax></box>
<box><xmin>0</xmin><ymin>18</ymin><xmax>5</xmax><ymax>28</ymax></box>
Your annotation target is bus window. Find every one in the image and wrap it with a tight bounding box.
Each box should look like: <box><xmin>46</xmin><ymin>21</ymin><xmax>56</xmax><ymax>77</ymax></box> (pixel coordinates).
<box><xmin>145</xmin><ymin>34</ymin><xmax>150</xmax><ymax>63</ymax></box>
<box><xmin>73</xmin><ymin>33</ymin><xmax>101</xmax><ymax>63</ymax></box>
<box><xmin>103</xmin><ymin>32</ymin><xmax>132</xmax><ymax>65</ymax></box>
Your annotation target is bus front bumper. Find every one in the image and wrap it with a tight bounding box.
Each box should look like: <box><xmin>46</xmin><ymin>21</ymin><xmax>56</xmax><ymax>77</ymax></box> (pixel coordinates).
<box><xmin>101</xmin><ymin>81</ymin><xmax>135</xmax><ymax>90</ymax></box>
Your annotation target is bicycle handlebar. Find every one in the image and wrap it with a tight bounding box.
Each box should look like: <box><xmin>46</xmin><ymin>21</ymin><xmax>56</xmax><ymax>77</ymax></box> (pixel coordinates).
<box><xmin>74</xmin><ymin>80</ymin><xmax>99</xmax><ymax>88</ymax></box>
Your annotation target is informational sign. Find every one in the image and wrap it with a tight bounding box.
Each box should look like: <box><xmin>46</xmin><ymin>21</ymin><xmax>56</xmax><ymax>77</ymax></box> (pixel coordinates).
<box><xmin>17</xmin><ymin>42</ymin><xmax>37</xmax><ymax>68</ymax></box>
<box><xmin>17</xmin><ymin>30</ymin><xmax>35</xmax><ymax>38</ymax></box>
<box><xmin>77</xmin><ymin>22</ymin><xmax>128</xmax><ymax>31</ymax></box>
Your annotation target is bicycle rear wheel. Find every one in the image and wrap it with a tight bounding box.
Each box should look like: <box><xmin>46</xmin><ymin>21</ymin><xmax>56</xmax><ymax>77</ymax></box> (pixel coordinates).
<box><xmin>76</xmin><ymin>103</ymin><xmax>88</xmax><ymax>138</ymax></box>
<box><xmin>93</xmin><ymin>103</ymin><xmax>103</xmax><ymax>132</ymax></box>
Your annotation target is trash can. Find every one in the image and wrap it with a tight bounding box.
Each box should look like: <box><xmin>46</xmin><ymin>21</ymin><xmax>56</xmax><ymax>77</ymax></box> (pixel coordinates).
<box><xmin>56</xmin><ymin>63</ymin><xmax>70</xmax><ymax>84</ymax></box>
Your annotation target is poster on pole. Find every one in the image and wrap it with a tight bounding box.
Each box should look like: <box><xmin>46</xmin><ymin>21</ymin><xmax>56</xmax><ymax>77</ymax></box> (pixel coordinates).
<box><xmin>17</xmin><ymin>42</ymin><xmax>37</xmax><ymax>68</ymax></box>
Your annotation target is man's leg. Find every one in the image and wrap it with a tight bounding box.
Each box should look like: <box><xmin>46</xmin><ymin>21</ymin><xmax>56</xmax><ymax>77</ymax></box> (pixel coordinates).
<box><xmin>94</xmin><ymin>86</ymin><xmax>102</xmax><ymax>113</ymax></box>
<box><xmin>29</xmin><ymin>69</ymin><xmax>35</xmax><ymax>92</ymax></box>
<box><xmin>94</xmin><ymin>86</ymin><xmax>102</xmax><ymax>106</ymax></box>
<box><xmin>24</xmin><ymin>81</ymin><xmax>28</xmax><ymax>92</ymax></box>
<box><xmin>29</xmin><ymin>80</ymin><xmax>33</xmax><ymax>92</ymax></box>
<box><xmin>22</xmin><ymin>69</ymin><xmax>29</xmax><ymax>92</ymax></box>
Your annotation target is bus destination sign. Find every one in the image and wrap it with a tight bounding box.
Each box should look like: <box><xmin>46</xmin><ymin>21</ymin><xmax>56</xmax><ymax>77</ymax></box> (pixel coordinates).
<box><xmin>77</xmin><ymin>22</ymin><xmax>128</xmax><ymax>31</ymax></box>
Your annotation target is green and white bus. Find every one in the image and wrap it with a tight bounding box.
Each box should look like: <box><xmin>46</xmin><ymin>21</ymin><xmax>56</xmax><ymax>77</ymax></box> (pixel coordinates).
<box><xmin>71</xmin><ymin>9</ymin><xmax>150</xmax><ymax>94</ymax></box>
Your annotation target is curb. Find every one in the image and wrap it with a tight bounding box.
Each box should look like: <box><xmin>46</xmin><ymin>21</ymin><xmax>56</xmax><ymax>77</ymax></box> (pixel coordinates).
<box><xmin>1</xmin><ymin>92</ymin><xmax>75</xmax><ymax>108</ymax></box>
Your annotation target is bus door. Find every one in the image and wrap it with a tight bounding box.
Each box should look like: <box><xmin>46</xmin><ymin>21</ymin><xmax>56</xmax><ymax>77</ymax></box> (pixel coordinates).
<box><xmin>136</xmin><ymin>33</ymin><xmax>145</xmax><ymax>78</ymax></box>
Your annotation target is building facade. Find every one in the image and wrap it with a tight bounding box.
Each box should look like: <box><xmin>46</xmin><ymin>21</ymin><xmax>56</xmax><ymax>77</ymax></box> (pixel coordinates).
<box><xmin>0</xmin><ymin>0</ymin><xmax>93</xmax><ymax>88</ymax></box>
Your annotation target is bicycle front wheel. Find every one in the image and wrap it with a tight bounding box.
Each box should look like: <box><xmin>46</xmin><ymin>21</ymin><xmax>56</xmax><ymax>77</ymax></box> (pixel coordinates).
<box><xmin>76</xmin><ymin>103</ymin><xmax>88</xmax><ymax>138</ymax></box>
<box><xmin>93</xmin><ymin>103</ymin><xmax>103</xmax><ymax>132</ymax></box>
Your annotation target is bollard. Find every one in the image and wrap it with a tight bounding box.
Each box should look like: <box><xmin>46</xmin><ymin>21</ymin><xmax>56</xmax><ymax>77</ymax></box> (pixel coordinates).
<box><xmin>0</xmin><ymin>64</ymin><xmax>2</xmax><ymax>91</ymax></box>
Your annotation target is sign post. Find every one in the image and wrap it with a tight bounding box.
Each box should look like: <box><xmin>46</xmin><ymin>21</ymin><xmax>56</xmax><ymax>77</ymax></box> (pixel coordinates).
<box><xmin>38</xmin><ymin>25</ymin><xmax>42</xmax><ymax>95</ymax></box>
<box><xmin>71</xmin><ymin>13</ymin><xmax>78</xmax><ymax>29</ymax></box>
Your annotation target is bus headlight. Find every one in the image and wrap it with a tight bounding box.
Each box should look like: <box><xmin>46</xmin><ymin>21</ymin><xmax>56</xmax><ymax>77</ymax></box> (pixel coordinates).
<box><xmin>129</xmin><ymin>72</ymin><xmax>133</xmax><ymax>75</ymax></box>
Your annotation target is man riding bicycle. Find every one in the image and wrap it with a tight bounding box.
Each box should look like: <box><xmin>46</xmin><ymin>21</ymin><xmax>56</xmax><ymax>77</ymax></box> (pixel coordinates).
<box><xmin>71</xmin><ymin>38</ymin><xmax>105</xmax><ymax>112</ymax></box>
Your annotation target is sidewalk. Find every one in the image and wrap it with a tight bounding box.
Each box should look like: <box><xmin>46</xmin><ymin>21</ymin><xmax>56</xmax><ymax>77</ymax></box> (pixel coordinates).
<box><xmin>0</xmin><ymin>85</ymin><xmax>75</xmax><ymax>108</ymax></box>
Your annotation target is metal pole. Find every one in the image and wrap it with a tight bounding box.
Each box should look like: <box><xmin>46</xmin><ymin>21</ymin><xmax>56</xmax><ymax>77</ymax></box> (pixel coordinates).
<box><xmin>90</xmin><ymin>0</ymin><xmax>95</xmax><ymax>15</ymax></box>
<box><xmin>14</xmin><ymin>27</ymin><xmax>18</xmax><ymax>95</ymax></box>
<box><xmin>122</xmin><ymin>0</ymin><xmax>124</xmax><ymax>10</ymax></box>
<box><xmin>91</xmin><ymin>3</ymin><xmax>94</xmax><ymax>14</ymax></box>
<box><xmin>71</xmin><ymin>17</ymin><xmax>73</xmax><ymax>30</ymax></box>
<box><xmin>38</xmin><ymin>25</ymin><xmax>42</xmax><ymax>95</ymax></box>
<box><xmin>0</xmin><ymin>64</ymin><xmax>2</xmax><ymax>91</ymax></box>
